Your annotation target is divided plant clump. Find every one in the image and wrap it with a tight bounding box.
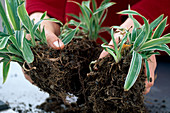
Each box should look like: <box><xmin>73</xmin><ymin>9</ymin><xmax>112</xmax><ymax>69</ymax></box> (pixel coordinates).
<box><xmin>85</xmin><ymin>7</ymin><xmax>170</xmax><ymax>112</ymax></box>
<box><xmin>1</xmin><ymin>0</ymin><xmax>170</xmax><ymax>112</ymax></box>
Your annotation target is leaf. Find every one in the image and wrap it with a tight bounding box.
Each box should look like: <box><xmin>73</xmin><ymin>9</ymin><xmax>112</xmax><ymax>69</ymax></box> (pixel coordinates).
<box><xmin>40</xmin><ymin>11</ymin><xmax>47</xmax><ymax>20</ymax></box>
<box><xmin>0</xmin><ymin>36</ymin><xmax>9</xmax><ymax>49</ymax></box>
<box><xmin>62</xmin><ymin>25</ymin><xmax>80</xmax><ymax>45</ymax></box>
<box><xmin>128</xmin><ymin>5</ymin><xmax>140</xmax><ymax>28</ymax></box>
<box><xmin>3</xmin><ymin>61</ymin><xmax>10</xmax><ymax>83</ymax></box>
<box><xmin>17</xmin><ymin>2</ymin><xmax>35</xmax><ymax>46</ymax></box>
<box><xmin>118</xmin><ymin>10</ymin><xmax>150</xmax><ymax>48</ymax></box>
<box><xmin>15</xmin><ymin>30</ymin><xmax>24</xmax><ymax>49</ymax></box>
<box><xmin>5</xmin><ymin>0</ymin><xmax>21</xmax><ymax>30</ymax></box>
<box><xmin>32</xmin><ymin>20</ymin><xmax>43</xmax><ymax>33</ymax></box>
<box><xmin>118</xmin><ymin>33</ymin><xmax>128</xmax><ymax>53</ymax></box>
<box><xmin>22</xmin><ymin>38</ymin><xmax>34</xmax><ymax>63</ymax></box>
<box><xmin>101</xmin><ymin>43</ymin><xmax>118</xmax><ymax>62</ymax></box>
<box><xmin>152</xmin><ymin>17</ymin><xmax>167</xmax><ymax>39</ymax></box>
<box><xmin>111</xmin><ymin>28</ymin><xmax>118</xmax><ymax>55</ymax></box>
<box><xmin>94</xmin><ymin>2</ymin><xmax>115</xmax><ymax>15</ymax></box>
<box><xmin>69</xmin><ymin>1</ymin><xmax>90</xmax><ymax>29</ymax></box>
<box><xmin>150</xmin><ymin>14</ymin><xmax>164</xmax><ymax>31</ymax></box>
<box><xmin>7</xmin><ymin>44</ymin><xmax>22</xmax><ymax>57</ymax></box>
<box><xmin>140</xmin><ymin>44</ymin><xmax>170</xmax><ymax>56</ymax></box>
<box><xmin>99</xmin><ymin>35</ymin><xmax>108</xmax><ymax>44</ymax></box>
<box><xmin>99</xmin><ymin>9</ymin><xmax>108</xmax><ymax>26</ymax></box>
<box><xmin>10</xmin><ymin>56</ymin><xmax>24</xmax><ymax>63</ymax></box>
<box><xmin>44</xmin><ymin>18</ymin><xmax>63</xmax><ymax>26</ymax></box>
<box><xmin>0</xmin><ymin>31</ymin><xmax>10</xmax><ymax>37</ymax></box>
<box><xmin>17</xmin><ymin>3</ymin><xmax>33</xmax><ymax>31</ymax></box>
<box><xmin>67</xmin><ymin>13</ymin><xmax>80</xmax><ymax>20</ymax></box>
<box><xmin>9</xmin><ymin>35</ymin><xmax>20</xmax><ymax>50</ymax></box>
<box><xmin>40</xmin><ymin>27</ymin><xmax>47</xmax><ymax>44</ymax></box>
<box><xmin>145</xmin><ymin>59</ymin><xmax>150</xmax><ymax>82</ymax></box>
<box><xmin>92</xmin><ymin>0</ymin><xmax>97</xmax><ymax>12</ymax></box>
<box><xmin>162</xmin><ymin>33</ymin><xmax>170</xmax><ymax>37</ymax></box>
<box><xmin>0</xmin><ymin>1</ymin><xmax>13</xmax><ymax>34</ymax></box>
<box><xmin>140</xmin><ymin>37</ymin><xmax>170</xmax><ymax>50</ymax></box>
<box><xmin>82</xmin><ymin>1</ymin><xmax>91</xmax><ymax>17</ymax></box>
<box><xmin>124</xmin><ymin>51</ymin><xmax>142</xmax><ymax>91</ymax></box>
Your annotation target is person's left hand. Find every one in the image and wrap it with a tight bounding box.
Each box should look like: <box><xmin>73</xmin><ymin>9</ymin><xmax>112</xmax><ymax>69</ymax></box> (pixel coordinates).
<box><xmin>99</xmin><ymin>18</ymin><xmax>157</xmax><ymax>94</ymax></box>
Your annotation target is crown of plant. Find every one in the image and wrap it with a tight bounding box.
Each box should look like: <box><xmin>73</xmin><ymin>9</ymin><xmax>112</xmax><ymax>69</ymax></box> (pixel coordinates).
<box><xmin>60</xmin><ymin>0</ymin><xmax>115</xmax><ymax>44</ymax></box>
<box><xmin>102</xmin><ymin>7</ymin><xmax>170</xmax><ymax>91</ymax></box>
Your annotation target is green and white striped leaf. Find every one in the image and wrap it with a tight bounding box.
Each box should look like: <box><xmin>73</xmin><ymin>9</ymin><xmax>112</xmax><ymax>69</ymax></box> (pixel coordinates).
<box><xmin>10</xmin><ymin>56</ymin><xmax>24</xmax><ymax>63</ymax></box>
<box><xmin>150</xmin><ymin>14</ymin><xmax>164</xmax><ymax>31</ymax></box>
<box><xmin>124</xmin><ymin>51</ymin><xmax>142</xmax><ymax>91</ymax></box>
<box><xmin>17</xmin><ymin>3</ymin><xmax>35</xmax><ymax>46</ymax></box>
<box><xmin>145</xmin><ymin>59</ymin><xmax>150</xmax><ymax>82</ymax></box>
<box><xmin>0</xmin><ymin>36</ymin><xmax>9</xmax><ymax>49</ymax></box>
<box><xmin>62</xmin><ymin>25</ymin><xmax>80</xmax><ymax>45</ymax></box>
<box><xmin>17</xmin><ymin>3</ymin><xmax>33</xmax><ymax>31</ymax></box>
<box><xmin>15</xmin><ymin>30</ymin><xmax>24</xmax><ymax>49</ymax></box>
<box><xmin>3</xmin><ymin>61</ymin><xmax>10</xmax><ymax>83</ymax></box>
<box><xmin>5</xmin><ymin>0</ymin><xmax>20</xmax><ymax>30</ymax></box>
<box><xmin>101</xmin><ymin>43</ymin><xmax>118</xmax><ymax>62</ymax></box>
<box><xmin>22</xmin><ymin>38</ymin><xmax>34</xmax><ymax>63</ymax></box>
<box><xmin>140</xmin><ymin>44</ymin><xmax>170</xmax><ymax>56</ymax></box>
<box><xmin>0</xmin><ymin>1</ymin><xmax>13</xmax><ymax>34</ymax></box>
<box><xmin>140</xmin><ymin>37</ymin><xmax>170</xmax><ymax>50</ymax></box>
<box><xmin>118</xmin><ymin>10</ymin><xmax>150</xmax><ymax>49</ymax></box>
<box><xmin>152</xmin><ymin>17</ymin><xmax>167</xmax><ymax>39</ymax></box>
<box><xmin>7</xmin><ymin>44</ymin><xmax>22</xmax><ymax>57</ymax></box>
<box><xmin>94</xmin><ymin>2</ymin><xmax>115</xmax><ymax>15</ymax></box>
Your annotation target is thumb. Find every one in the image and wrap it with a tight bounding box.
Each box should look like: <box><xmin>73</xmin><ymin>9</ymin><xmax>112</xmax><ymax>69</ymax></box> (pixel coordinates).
<box><xmin>46</xmin><ymin>31</ymin><xmax>64</xmax><ymax>50</ymax></box>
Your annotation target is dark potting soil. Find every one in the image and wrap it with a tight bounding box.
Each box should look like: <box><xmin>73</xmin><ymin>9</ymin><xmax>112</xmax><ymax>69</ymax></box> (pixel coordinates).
<box><xmin>26</xmin><ymin>38</ymin><xmax>102</xmax><ymax>98</ymax></box>
<box><xmin>84</xmin><ymin>53</ymin><xmax>146</xmax><ymax>113</ymax></box>
<box><xmin>26</xmin><ymin>39</ymin><xmax>147</xmax><ymax>113</ymax></box>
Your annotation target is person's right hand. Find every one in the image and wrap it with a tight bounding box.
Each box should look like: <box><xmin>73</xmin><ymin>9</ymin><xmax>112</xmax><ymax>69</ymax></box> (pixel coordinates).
<box><xmin>24</xmin><ymin>12</ymin><xmax>64</xmax><ymax>83</ymax></box>
<box><xmin>29</xmin><ymin>12</ymin><xmax>64</xmax><ymax>49</ymax></box>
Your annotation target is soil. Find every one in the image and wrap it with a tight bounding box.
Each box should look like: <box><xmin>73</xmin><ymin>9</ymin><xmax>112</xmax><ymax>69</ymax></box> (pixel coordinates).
<box><xmin>25</xmin><ymin>38</ymin><xmax>147</xmax><ymax>113</ymax></box>
<box><xmin>25</xmin><ymin>37</ymin><xmax>102</xmax><ymax>99</ymax></box>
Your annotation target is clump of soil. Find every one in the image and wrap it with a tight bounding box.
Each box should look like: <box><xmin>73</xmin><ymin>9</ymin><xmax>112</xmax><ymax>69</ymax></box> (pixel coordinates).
<box><xmin>26</xmin><ymin>38</ymin><xmax>102</xmax><ymax>97</ymax></box>
<box><xmin>33</xmin><ymin>45</ymin><xmax>147</xmax><ymax>112</ymax></box>
<box><xmin>84</xmin><ymin>52</ymin><xmax>146</xmax><ymax>112</ymax></box>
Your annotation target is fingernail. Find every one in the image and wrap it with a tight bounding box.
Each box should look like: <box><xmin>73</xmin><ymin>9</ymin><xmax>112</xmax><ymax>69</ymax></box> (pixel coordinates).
<box><xmin>53</xmin><ymin>41</ymin><xmax>60</xmax><ymax>48</ymax></box>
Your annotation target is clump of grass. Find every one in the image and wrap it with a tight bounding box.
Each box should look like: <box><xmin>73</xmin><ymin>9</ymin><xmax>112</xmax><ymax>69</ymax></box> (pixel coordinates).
<box><xmin>0</xmin><ymin>0</ymin><xmax>75</xmax><ymax>83</ymax></box>
<box><xmin>102</xmin><ymin>7</ymin><xmax>170</xmax><ymax>91</ymax></box>
<box><xmin>60</xmin><ymin>0</ymin><xmax>115</xmax><ymax>44</ymax></box>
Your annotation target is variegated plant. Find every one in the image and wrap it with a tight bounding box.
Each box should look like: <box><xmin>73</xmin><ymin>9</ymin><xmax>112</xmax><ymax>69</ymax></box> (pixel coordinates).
<box><xmin>0</xmin><ymin>0</ymin><xmax>75</xmax><ymax>83</ymax></box>
<box><xmin>60</xmin><ymin>0</ymin><xmax>115</xmax><ymax>44</ymax></box>
<box><xmin>102</xmin><ymin>8</ymin><xmax>170</xmax><ymax>91</ymax></box>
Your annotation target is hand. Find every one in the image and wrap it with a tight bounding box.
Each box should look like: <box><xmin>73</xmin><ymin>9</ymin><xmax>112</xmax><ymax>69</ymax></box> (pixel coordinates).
<box><xmin>99</xmin><ymin>18</ymin><xmax>157</xmax><ymax>94</ymax></box>
<box><xmin>29</xmin><ymin>12</ymin><xmax>64</xmax><ymax>49</ymax></box>
<box><xmin>24</xmin><ymin>12</ymin><xmax>65</xmax><ymax>83</ymax></box>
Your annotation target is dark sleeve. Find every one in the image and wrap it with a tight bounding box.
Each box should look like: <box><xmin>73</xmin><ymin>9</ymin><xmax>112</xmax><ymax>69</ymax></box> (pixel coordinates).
<box><xmin>131</xmin><ymin>0</ymin><xmax>170</xmax><ymax>33</ymax></box>
<box><xmin>26</xmin><ymin>0</ymin><xmax>67</xmax><ymax>23</ymax></box>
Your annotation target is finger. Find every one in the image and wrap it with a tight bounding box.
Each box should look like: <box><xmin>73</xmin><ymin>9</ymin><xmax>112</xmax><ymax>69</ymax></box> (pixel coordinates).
<box><xmin>144</xmin><ymin>87</ymin><xmax>151</xmax><ymax>95</ymax></box>
<box><xmin>99</xmin><ymin>50</ymin><xmax>108</xmax><ymax>59</ymax></box>
<box><xmin>26</xmin><ymin>34</ymin><xmax>31</xmax><ymax>40</ymax></box>
<box><xmin>46</xmin><ymin>32</ymin><xmax>64</xmax><ymax>50</ymax></box>
<box><xmin>22</xmin><ymin>69</ymin><xmax>34</xmax><ymax>83</ymax></box>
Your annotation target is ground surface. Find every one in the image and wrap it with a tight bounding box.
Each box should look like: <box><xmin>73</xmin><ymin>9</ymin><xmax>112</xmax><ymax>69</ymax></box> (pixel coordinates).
<box><xmin>0</xmin><ymin>62</ymin><xmax>49</xmax><ymax>112</ymax></box>
<box><xmin>0</xmin><ymin>56</ymin><xmax>170</xmax><ymax>112</ymax></box>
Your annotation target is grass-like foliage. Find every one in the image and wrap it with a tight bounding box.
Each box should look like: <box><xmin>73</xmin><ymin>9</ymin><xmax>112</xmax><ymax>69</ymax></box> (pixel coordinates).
<box><xmin>102</xmin><ymin>7</ymin><xmax>170</xmax><ymax>91</ymax></box>
<box><xmin>61</xmin><ymin>0</ymin><xmax>115</xmax><ymax>43</ymax></box>
<box><xmin>0</xmin><ymin>0</ymin><xmax>70</xmax><ymax>83</ymax></box>
<box><xmin>0</xmin><ymin>0</ymin><xmax>115</xmax><ymax>83</ymax></box>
